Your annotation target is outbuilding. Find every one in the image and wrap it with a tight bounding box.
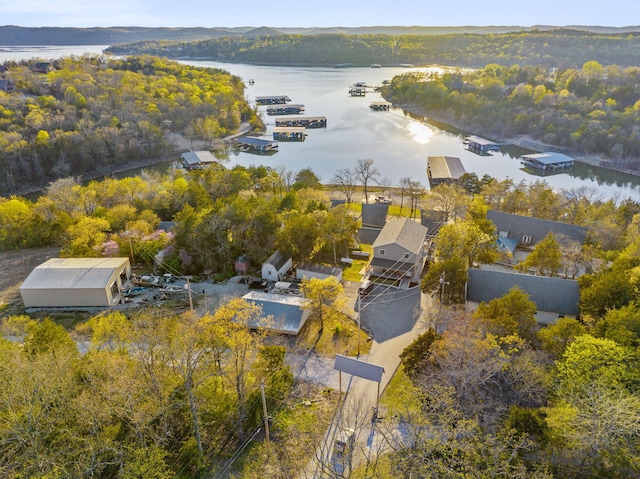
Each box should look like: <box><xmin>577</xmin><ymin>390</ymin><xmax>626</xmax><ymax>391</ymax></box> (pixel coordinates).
<box><xmin>296</xmin><ymin>262</ymin><xmax>343</xmax><ymax>282</ymax></box>
<box><xmin>261</xmin><ymin>250</ymin><xmax>293</xmax><ymax>282</ymax></box>
<box><xmin>20</xmin><ymin>257</ymin><xmax>131</xmax><ymax>308</ymax></box>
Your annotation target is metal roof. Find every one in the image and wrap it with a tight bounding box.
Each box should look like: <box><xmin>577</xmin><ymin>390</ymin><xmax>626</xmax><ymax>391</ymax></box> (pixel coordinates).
<box><xmin>20</xmin><ymin>257</ymin><xmax>130</xmax><ymax>290</ymax></box>
<box><xmin>465</xmin><ymin>135</ymin><xmax>497</xmax><ymax>146</ymax></box>
<box><xmin>521</xmin><ymin>152</ymin><xmax>575</xmax><ymax>165</ymax></box>
<box><xmin>334</xmin><ymin>354</ymin><xmax>384</xmax><ymax>382</ymax></box>
<box><xmin>181</xmin><ymin>150</ymin><xmax>217</xmax><ymax>166</ymax></box>
<box><xmin>297</xmin><ymin>262</ymin><xmax>342</xmax><ymax>277</ymax></box>
<box><xmin>236</xmin><ymin>137</ymin><xmax>278</xmax><ymax>147</ymax></box>
<box><xmin>427</xmin><ymin>156</ymin><xmax>466</xmax><ymax>180</ymax></box>
<box><xmin>242</xmin><ymin>291</ymin><xmax>309</xmax><ymax>335</ymax></box>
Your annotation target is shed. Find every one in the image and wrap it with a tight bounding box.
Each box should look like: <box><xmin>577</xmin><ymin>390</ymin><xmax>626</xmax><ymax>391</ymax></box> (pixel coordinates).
<box><xmin>296</xmin><ymin>262</ymin><xmax>343</xmax><ymax>282</ymax></box>
<box><xmin>241</xmin><ymin>291</ymin><xmax>310</xmax><ymax>335</ymax></box>
<box><xmin>0</xmin><ymin>79</ymin><xmax>16</xmax><ymax>92</ymax></box>
<box><xmin>234</xmin><ymin>255</ymin><xmax>251</xmax><ymax>275</ymax></box>
<box><xmin>20</xmin><ymin>257</ymin><xmax>131</xmax><ymax>308</ymax></box>
<box><xmin>261</xmin><ymin>250</ymin><xmax>293</xmax><ymax>281</ymax></box>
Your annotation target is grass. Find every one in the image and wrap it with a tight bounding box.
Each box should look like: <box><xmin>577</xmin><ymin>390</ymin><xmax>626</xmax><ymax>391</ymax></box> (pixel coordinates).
<box><xmin>297</xmin><ymin>308</ymin><xmax>371</xmax><ymax>357</ymax></box>
<box><xmin>379</xmin><ymin>364</ymin><xmax>423</xmax><ymax>419</ymax></box>
<box><xmin>341</xmin><ymin>244</ymin><xmax>372</xmax><ymax>282</ymax></box>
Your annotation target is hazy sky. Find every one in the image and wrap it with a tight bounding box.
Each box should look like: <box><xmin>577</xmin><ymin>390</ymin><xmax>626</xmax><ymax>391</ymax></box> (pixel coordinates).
<box><xmin>1</xmin><ymin>0</ymin><xmax>638</xmax><ymax>28</ymax></box>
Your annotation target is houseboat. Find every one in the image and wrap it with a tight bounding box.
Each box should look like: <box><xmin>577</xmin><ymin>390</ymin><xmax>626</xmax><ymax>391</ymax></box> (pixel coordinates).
<box><xmin>370</xmin><ymin>101</ymin><xmax>391</xmax><ymax>111</ymax></box>
<box><xmin>235</xmin><ymin>137</ymin><xmax>279</xmax><ymax>154</ymax></box>
<box><xmin>255</xmin><ymin>95</ymin><xmax>290</xmax><ymax>105</ymax></box>
<box><xmin>266</xmin><ymin>104</ymin><xmax>305</xmax><ymax>115</ymax></box>
<box><xmin>275</xmin><ymin>116</ymin><xmax>327</xmax><ymax>128</ymax></box>
<box><xmin>520</xmin><ymin>152</ymin><xmax>575</xmax><ymax>172</ymax></box>
<box><xmin>272</xmin><ymin>127</ymin><xmax>307</xmax><ymax>142</ymax></box>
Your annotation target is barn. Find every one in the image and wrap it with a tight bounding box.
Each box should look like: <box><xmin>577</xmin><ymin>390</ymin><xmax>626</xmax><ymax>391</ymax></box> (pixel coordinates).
<box><xmin>20</xmin><ymin>257</ymin><xmax>131</xmax><ymax>308</ymax></box>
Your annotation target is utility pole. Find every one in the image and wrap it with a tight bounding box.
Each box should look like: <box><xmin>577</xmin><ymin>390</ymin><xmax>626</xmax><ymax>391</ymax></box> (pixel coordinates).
<box><xmin>439</xmin><ymin>271</ymin><xmax>448</xmax><ymax>330</ymax></box>
<box><xmin>260</xmin><ymin>381</ymin><xmax>271</xmax><ymax>450</ymax></box>
<box><xmin>186</xmin><ymin>276</ymin><xmax>193</xmax><ymax>312</ymax></box>
<box><xmin>357</xmin><ymin>292</ymin><xmax>362</xmax><ymax>357</ymax></box>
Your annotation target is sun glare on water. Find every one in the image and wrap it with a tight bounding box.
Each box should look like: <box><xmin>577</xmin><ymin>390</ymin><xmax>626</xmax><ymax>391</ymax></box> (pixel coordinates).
<box><xmin>406</xmin><ymin>121</ymin><xmax>434</xmax><ymax>144</ymax></box>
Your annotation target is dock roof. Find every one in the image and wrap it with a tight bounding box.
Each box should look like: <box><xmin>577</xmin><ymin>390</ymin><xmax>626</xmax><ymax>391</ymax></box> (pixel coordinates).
<box><xmin>465</xmin><ymin>135</ymin><xmax>497</xmax><ymax>146</ymax></box>
<box><xmin>521</xmin><ymin>152</ymin><xmax>575</xmax><ymax>165</ymax></box>
<box><xmin>181</xmin><ymin>150</ymin><xmax>217</xmax><ymax>166</ymax></box>
<box><xmin>427</xmin><ymin>156</ymin><xmax>466</xmax><ymax>180</ymax></box>
<box><xmin>273</xmin><ymin>126</ymin><xmax>306</xmax><ymax>133</ymax></box>
<box><xmin>236</xmin><ymin>137</ymin><xmax>278</xmax><ymax>147</ymax></box>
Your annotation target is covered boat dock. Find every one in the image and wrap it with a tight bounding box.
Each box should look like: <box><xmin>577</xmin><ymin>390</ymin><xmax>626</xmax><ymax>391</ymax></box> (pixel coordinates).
<box><xmin>349</xmin><ymin>86</ymin><xmax>366</xmax><ymax>96</ymax></box>
<box><xmin>255</xmin><ymin>95</ymin><xmax>291</xmax><ymax>105</ymax></box>
<box><xmin>464</xmin><ymin>135</ymin><xmax>500</xmax><ymax>153</ymax></box>
<box><xmin>267</xmin><ymin>104</ymin><xmax>305</xmax><ymax>115</ymax></box>
<box><xmin>273</xmin><ymin>127</ymin><xmax>307</xmax><ymax>141</ymax></box>
<box><xmin>521</xmin><ymin>152</ymin><xmax>575</xmax><ymax>171</ymax></box>
<box><xmin>370</xmin><ymin>101</ymin><xmax>391</xmax><ymax>111</ymax></box>
<box><xmin>427</xmin><ymin>156</ymin><xmax>466</xmax><ymax>188</ymax></box>
<box><xmin>181</xmin><ymin>150</ymin><xmax>217</xmax><ymax>170</ymax></box>
<box><xmin>275</xmin><ymin>116</ymin><xmax>327</xmax><ymax>128</ymax></box>
<box><xmin>235</xmin><ymin>137</ymin><xmax>279</xmax><ymax>153</ymax></box>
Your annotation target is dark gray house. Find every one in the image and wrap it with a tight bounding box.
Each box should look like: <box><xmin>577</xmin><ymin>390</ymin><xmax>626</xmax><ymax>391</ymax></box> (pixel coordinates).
<box><xmin>467</xmin><ymin>269</ymin><xmax>580</xmax><ymax>323</ymax></box>
<box><xmin>487</xmin><ymin>210</ymin><xmax>587</xmax><ymax>251</ymax></box>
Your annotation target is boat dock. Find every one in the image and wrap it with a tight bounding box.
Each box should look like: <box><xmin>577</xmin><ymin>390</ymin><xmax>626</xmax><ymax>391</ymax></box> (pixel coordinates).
<box><xmin>235</xmin><ymin>136</ymin><xmax>279</xmax><ymax>153</ymax></box>
<box><xmin>275</xmin><ymin>116</ymin><xmax>327</xmax><ymax>128</ymax></box>
<box><xmin>255</xmin><ymin>95</ymin><xmax>291</xmax><ymax>105</ymax></box>
<box><xmin>427</xmin><ymin>156</ymin><xmax>466</xmax><ymax>188</ymax></box>
<box><xmin>520</xmin><ymin>152</ymin><xmax>575</xmax><ymax>172</ymax></box>
<box><xmin>349</xmin><ymin>86</ymin><xmax>366</xmax><ymax>96</ymax></box>
<box><xmin>267</xmin><ymin>104</ymin><xmax>305</xmax><ymax>115</ymax></box>
<box><xmin>181</xmin><ymin>150</ymin><xmax>217</xmax><ymax>170</ymax></box>
<box><xmin>273</xmin><ymin>127</ymin><xmax>307</xmax><ymax>142</ymax></box>
<box><xmin>370</xmin><ymin>101</ymin><xmax>391</xmax><ymax>111</ymax></box>
<box><xmin>464</xmin><ymin>135</ymin><xmax>501</xmax><ymax>153</ymax></box>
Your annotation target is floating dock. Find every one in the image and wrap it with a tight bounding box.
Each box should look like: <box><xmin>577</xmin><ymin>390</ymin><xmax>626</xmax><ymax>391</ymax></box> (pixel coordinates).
<box><xmin>273</xmin><ymin>127</ymin><xmax>307</xmax><ymax>142</ymax></box>
<box><xmin>235</xmin><ymin>137</ymin><xmax>279</xmax><ymax>153</ymax></box>
<box><xmin>255</xmin><ymin>95</ymin><xmax>291</xmax><ymax>105</ymax></box>
<box><xmin>181</xmin><ymin>150</ymin><xmax>217</xmax><ymax>170</ymax></box>
<box><xmin>427</xmin><ymin>156</ymin><xmax>466</xmax><ymax>188</ymax></box>
<box><xmin>370</xmin><ymin>101</ymin><xmax>391</xmax><ymax>111</ymax></box>
<box><xmin>275</xmin><ymin>116</ymin><xmax>327</xmax><ymax>128</ymax></box>
<box><xmin>520</xmin><ymin>152</ymin><xmax>575</xmax><ymax>172</ymax></box>
<box><xmin>464</xmin><ymin>135</ymin><xmax>501</xmax><ymax>153</ymax></box>
<box><xmin>266</xmin><ymin>104</ymin><xmax>305</xmax><ymax>115</ymax></box>
<box><xmin>349</xmin><ymin>86</ymin><xmax>366</xmax><ymax>96</ymax></box>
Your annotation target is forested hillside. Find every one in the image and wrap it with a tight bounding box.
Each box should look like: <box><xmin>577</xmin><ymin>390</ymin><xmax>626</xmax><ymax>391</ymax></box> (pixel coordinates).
<box><xmin>0</xmin><ymin>55</ymin><xmax>260</xmax><ymax>195</ymax></box>
<box><xmin>107</xmin><ymin>30</ymin><xmax>640</xmax><ymax>68</ymax></box>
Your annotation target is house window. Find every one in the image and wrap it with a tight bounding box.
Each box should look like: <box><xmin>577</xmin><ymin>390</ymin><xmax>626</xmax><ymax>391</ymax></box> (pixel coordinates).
<box><xmin>379</xmin><ymin>249</ymin><xmax>386</xmax><ymax>255</ymax></box>
<box><xmin>522</xmin><ymin>235</ymin><xmax>532</xmax><ymax>244</ymax></box>
<box><xmin>403</xmin><ymin>252</ymin><xmax>410</xmax><ymax>259</ymax></box>
<box><xmin>499</xmin><ymin>230</ymin><xmax>508</xmax><ymax>238</ymax></box>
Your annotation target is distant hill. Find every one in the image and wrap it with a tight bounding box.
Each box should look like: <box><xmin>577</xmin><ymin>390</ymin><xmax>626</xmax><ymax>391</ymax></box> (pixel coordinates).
<box><xmin>1</xmin><ymin>25</ymin><xmax>639</xmax><ymax>46</ymax></box>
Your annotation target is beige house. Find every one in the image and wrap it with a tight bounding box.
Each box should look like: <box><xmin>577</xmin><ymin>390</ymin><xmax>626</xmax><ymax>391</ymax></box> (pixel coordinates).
<box><xmin>368</xmin><ymin>218</ymin><xmax>428</xmax><ymax>288</ymax></box>
<box><xmin>20</xmin><ymin>257</ymin><xmax>131</xmax><ymax>308</ymax></box>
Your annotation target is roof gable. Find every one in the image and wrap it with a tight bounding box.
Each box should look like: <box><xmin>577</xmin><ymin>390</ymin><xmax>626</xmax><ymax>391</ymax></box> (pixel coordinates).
<box><xmin>372</xmin><ymin>218</ymin><xmax>427</xmax><ymax>253</ymax></box>
<box><xmin>20</xmin><ymin>257</ymin><xmax>129</xmax><ymax>290</ymax></box>
<box><xmin>487</xmin><ymin>210</ymin><xmax>587</xmax><ymax>245</ymax></box>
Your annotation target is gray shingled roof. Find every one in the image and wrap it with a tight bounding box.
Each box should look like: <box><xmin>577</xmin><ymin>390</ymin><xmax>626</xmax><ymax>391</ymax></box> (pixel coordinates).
<box><xmin>487</xmin><ymin>210</ymin><xmax>587</xmax><ymax>245</ymax></box>
<box><xmin>265</xmin><ymin>250</ymin><xmax>291</xmax><ymax>271</ymax></box>
<box><xmin>361</xmin><ymin>203</ymin><xmax>388</xmax><ymax>228</ymax></box>
<box><xmin>467</xmin><ymin>269</ymin><xmax>580</xmax><ymax>316</ymax></box>
<box><xmin>372</xmin><ymin>218</ymin><xmax>427</xmax><ymax>254</ymax></box>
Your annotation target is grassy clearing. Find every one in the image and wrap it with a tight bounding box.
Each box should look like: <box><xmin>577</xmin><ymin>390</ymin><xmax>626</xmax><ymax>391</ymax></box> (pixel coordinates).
<box><xmin>379</xmin><ymin>364</ymin><xmax>423</xmax><ymax>419</ymax></box>
<box><xmin>341</xmin><ymin>244</ymin><xmax>372</xmax><ymax>282</ymax></box>
<box><xmin>297</xmin><ymin>309</ymin><xmax>371</xmax><ymax>357</ymax></box>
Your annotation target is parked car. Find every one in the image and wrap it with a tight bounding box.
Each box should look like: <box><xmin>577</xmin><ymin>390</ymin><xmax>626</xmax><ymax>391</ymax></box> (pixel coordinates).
<box><xmin>374</xmin><ymin>195</ymin><xmax>392</xmax><ymax>204</ymax></box>
<box><xmin>133</xmin><ymin>274</ymin><xmax>160</xmax><ymax>287</ymax></box>
<box><xmin>247</xmin><ymin>278</ymin><xmax>268</xmax><ymax>290</ymax></box>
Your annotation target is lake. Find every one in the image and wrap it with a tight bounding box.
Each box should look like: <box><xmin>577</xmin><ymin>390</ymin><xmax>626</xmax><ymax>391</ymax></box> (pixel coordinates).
<box><xmin>3</xmin><ymin>45</ymin><xmax>640</xmax><ymax>201</ymax></box>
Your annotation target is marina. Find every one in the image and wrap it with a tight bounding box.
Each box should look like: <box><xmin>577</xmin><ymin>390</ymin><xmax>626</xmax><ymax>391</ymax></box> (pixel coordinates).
<box><xmin>275</xmin><ymin>116</ymin><xmax>327</xmax><ymax>128</ymax></box>
<box><xmin>273</xmin><ymin>126</ymin><xmax>307</xmax><ymax>141</ymax></box>
<box><xmin>266</xmin><ymin>104</ymin><xmax>306</xmax><ymax>115</ymax></box>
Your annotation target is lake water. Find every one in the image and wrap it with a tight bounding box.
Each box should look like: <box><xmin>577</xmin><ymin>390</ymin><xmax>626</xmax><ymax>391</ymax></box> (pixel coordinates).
<box><xmin>3</xmin><ymin>46</ymin><xmax>640</xmax><ymax>201</ymax></box>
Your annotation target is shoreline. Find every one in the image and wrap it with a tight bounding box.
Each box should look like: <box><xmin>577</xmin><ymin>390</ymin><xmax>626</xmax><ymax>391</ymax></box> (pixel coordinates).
<box><xmin>393</xmin><ymin>102</ymin><xmax>640</xmax><ymax>177</ymax></box>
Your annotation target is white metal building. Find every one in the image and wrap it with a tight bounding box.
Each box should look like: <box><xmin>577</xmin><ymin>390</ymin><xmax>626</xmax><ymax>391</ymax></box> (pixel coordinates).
<box><xmin>20</xmin><ymin>257</ymin><xmax>131</xmax><ymax>308</ymax></box>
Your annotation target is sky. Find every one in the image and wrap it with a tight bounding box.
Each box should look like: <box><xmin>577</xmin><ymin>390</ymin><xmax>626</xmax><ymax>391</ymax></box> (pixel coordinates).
<box><xmin>1</xmin><ymin>0</ymin><xmax>638</xmax><ymax>28</ymax></box>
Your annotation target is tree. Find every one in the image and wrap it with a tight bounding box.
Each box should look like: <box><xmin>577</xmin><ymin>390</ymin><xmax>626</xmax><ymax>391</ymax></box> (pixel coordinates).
<box><xmin>473</xmin><ymin>287</ymin><xmax>538</xmax><ymax>343</ymax></box>
<box><xmin>424</xmin><ymin>182</ymin><xmax>470</xmax><ymax>222</ymax></box>
<box><xmin>518</xmin><ymin>231</ymin><xmax>562</xmax><ymax>276</ymax></box>
<box><xmin>537</xmin><ymin>317</ymin><xmax>586</xmax><ymax>359</ymax></box>
<box><xmin>354</xmin><ymin>158</ymin><xmax>379</xmax><ymax>203</ymax></box>
<box><xmin>292</xmin><ymin>167</ymin><xmax>321</xmax><ymax>190</ymax></box>
<box><xmin>61</xmin><ymin>216</ymin><xmax>111</xmax><ymax>257</ymax></box>
<box><xmin>330</xmin><ymin>168</ymin><xmax>357</xmax><ymax>204</ymax></box>
<box><xmin>300</xmin><ymin>276</ymin><xmax>344</xmax><ymax>332</ymax></box>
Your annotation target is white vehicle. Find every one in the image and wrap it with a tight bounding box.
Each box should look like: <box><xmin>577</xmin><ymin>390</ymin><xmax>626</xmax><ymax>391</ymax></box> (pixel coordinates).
<box><xmin>374</xmin><ymin>195</ymin><xmax>392</xmax><ymax>204</ymax></box>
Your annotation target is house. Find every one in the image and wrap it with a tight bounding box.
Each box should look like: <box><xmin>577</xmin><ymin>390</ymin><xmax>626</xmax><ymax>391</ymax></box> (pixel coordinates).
<box><xmin>368</xmin><ymin>218</ymin><xmax>428</xmax><ymax>288</ymax></box>
<box><xmin>427</xmin><ymin>156</ymin><xmax>466</xmax><ymax>188</ymax></box>
<box><xmin>296</xmin><ymin>262</ymin><xmax>343</xmax><ymax>282</ymax></box>
<box><xmin>0</xmin><ymin>79</ymin><xmax>16</xmax><ymax>93</ymax></box>
<box><xmin>31</xmin><ymin>62</ymin><xmax>54</xmax><ymax>74</ymax></box>
<box><xmin>358</xmin><ymin>202</ymin><xmax>389</xmax><ymax>244</ymax></box>
<box><xmin>487</xmin><ymin>210</ymin><xmax>587</xmax><ymax>250</ymax></box>
<box><xmin>0</xmin><ymin>64</ymin><xmax>10</xmax><ymax>77</ymax></box>
<box><xmin>241</xmin><ymin>291</ymin><xmax>310</xmax><ymax>335</ymax></box>
<box><xmin>466</xmin><ymin>269</ymin><xmax>580</xmax><ymax>324</ymax></box>
<box><xmin>181</xmin><ymin>150</ymin><xmax>217</xmax><ymax>170</ymax></box>
<box><xmin>20</xmin><ymin>257</ymin><xmax>131</xmax><ymax>308</ymax></box>
<box><xmin>261</xmin><ymin>250</ymin><xmax>293</xmax><ymax>282</ymax></box>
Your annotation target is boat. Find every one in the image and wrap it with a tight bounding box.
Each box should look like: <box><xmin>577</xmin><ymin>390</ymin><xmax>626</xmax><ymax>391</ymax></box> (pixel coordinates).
<box><xmin>370</xmin><ymin>64</ymin><xmax>381</xmax><ymax>68</ymax></box>
<box><xmin>123</xmin><ymin>286</ymin><xmax>149</xmax><ymax>297</ymax></box>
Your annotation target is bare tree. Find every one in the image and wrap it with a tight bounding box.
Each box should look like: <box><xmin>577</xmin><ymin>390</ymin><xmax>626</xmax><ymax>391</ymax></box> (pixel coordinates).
<box><xmin>354</xmin><ymin>158</ymin><xmax>379</xmax><ymax>204</ymax></box>
<box><xmin>331</xmin><ymin>168</ymin><xmax>357</xmax><ymax>203</ymax></box>
<box><xmin>399</xmin><ymin>176</ymin><xmax>412</xmax><ymax>215</ymax></box>
<box><xmin>379</xmin><ymin>177</ymin><xmax>392</xmax><ymax>197</ymax></box>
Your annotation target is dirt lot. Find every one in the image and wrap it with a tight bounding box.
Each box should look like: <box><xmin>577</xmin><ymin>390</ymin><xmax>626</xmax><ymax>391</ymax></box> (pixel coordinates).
<box><xmin>0</xmin><ymin>247</ymin><xmax>61</xmax><ymax>317</ymax></box>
